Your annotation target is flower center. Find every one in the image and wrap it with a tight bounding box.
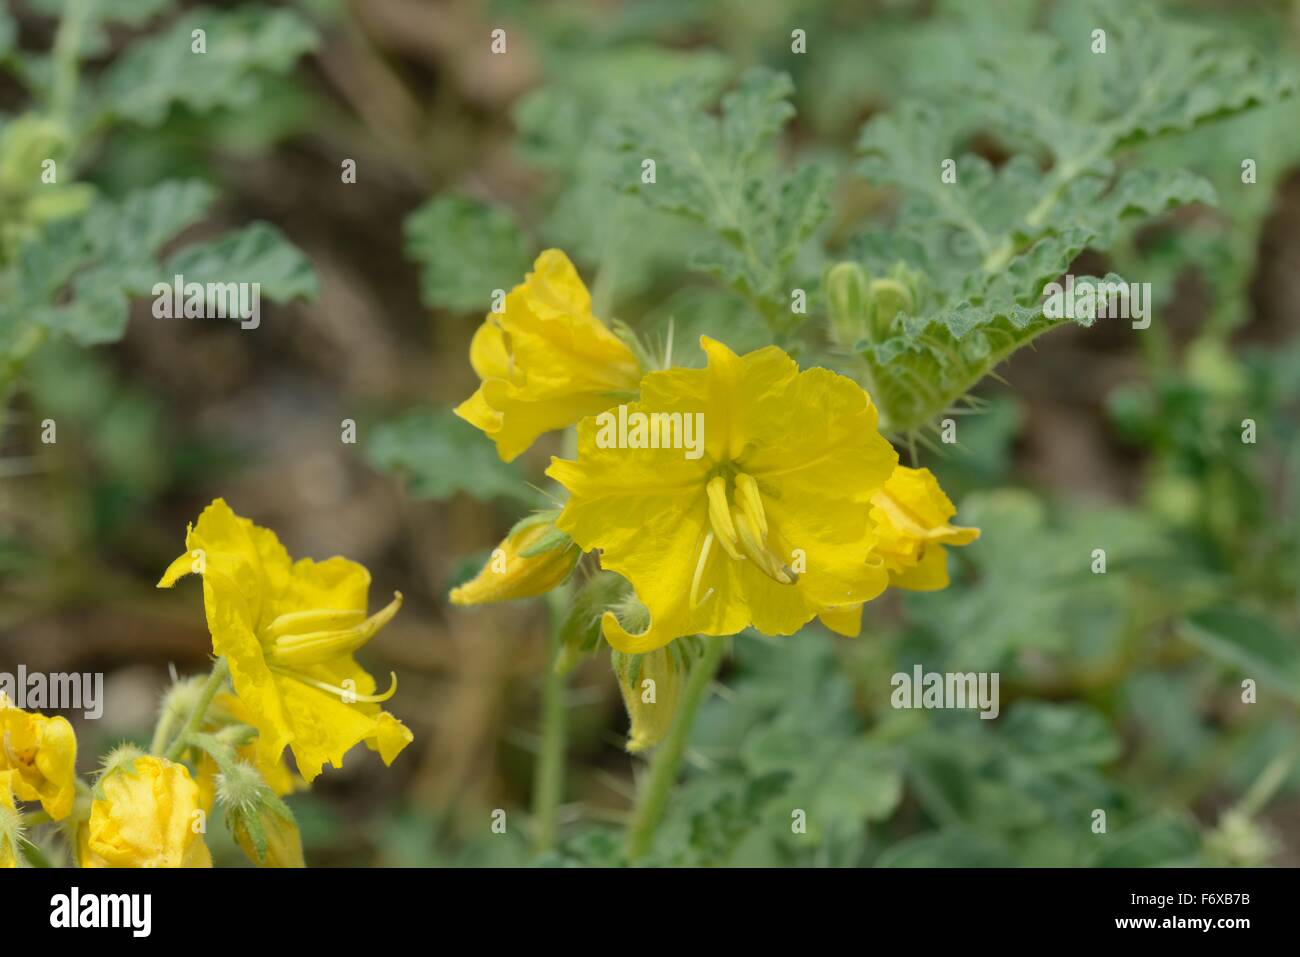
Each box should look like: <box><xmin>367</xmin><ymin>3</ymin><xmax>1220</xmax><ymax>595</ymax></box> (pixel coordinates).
<box><xmin>691</xmin><ymin>473</ymin><xmax>797</xmax><ymax>608</ymax></box>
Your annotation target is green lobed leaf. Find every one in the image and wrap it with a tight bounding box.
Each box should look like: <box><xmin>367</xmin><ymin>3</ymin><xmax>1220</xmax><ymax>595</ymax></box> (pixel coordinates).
<box><xmin>618</xmin><ymin>66</ymin><xmax>831</xmax><ymax>327</ymax></box>
<box><xmin>404</xmin><ymin>196</ymin><xmax>530</xmax><ymax>314</ymax></box>
<box><xmin>3</xmin><ymin>179</ymin><xmax>217</xmax><ymax>346</ymax></box>
<box><xmin>365</xmin><ymin>407</ymin><xmax>530</xmax><ymax>504</ymax></box>
<box><xmin>1182</xmin><ymin>607</ymin><xmax>1300</xmax><ymax>704</ymax></box>
<box><xmin>164</xmin><ymin>221</ymin><xmax>319</xmax><ymax>304</ymax></box>
<box><xmin>99</xmin><ymin>6</ymin><xmax>317</xmax><ymax>128</ymax></box>
<box><xmin>513</xmin><ymin>47</ymin><xmax>728</xmax><ymax>306</ymax></box>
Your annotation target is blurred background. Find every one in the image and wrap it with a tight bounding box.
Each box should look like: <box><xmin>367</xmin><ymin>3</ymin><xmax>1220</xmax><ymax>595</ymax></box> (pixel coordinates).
<box><xmin>1</xmin><ymin>0</ymin><xmax>1298</xmax><ymax>866</ymax></box>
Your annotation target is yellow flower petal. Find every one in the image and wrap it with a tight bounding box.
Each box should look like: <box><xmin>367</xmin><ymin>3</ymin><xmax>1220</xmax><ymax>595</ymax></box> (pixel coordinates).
<box><xmin>83</xmin><ymin>757</ymin><xmax>212</xmax><ymax>868</ymax></box>
<box><xmin>818</xmin><ymin>603</ymin><xmax>865</xmax><ymax>638</ymax></box>
<box><xmin>367</xmin><ymin>712</ymin><xmax>415</xmax><ymax>766</ymax></box>
<box><xmin>0</xmin><ymin>702</ymin><xmax>78</xmax><ymax>820</ymax></box>
<box><xmin>455</xmin><ymin>249</ymin><xmax>642</xmax><ymax>461</ymax></box>
<box><xmin>870</xmin><ymin>466</ymin><xmax>979</xmax><ymax>591</ymax></box>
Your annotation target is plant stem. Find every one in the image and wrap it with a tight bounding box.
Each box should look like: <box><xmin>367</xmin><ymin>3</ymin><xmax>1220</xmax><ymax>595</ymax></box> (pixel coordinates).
<box><xmin>51</xmin><ymin>0</ymin><xmax>89</xmax><ymax>122</ymax></box>
<box><xmin>149</xmin><ymin>689</ymin><xmax>185</xmax><ymax>756</ymax></box>
<box><xmin>625</xmin><ymin>636</ymin><xmax>726</xmax><ymax>863</ymax></box>
<box><xmin>1233</xmin><ymin>735</ymin><xmax>1300</xmax><ymax>820</ymax></box>
<box><xmin>531</xmin><ymin>587</ymin><xmax>569</xmax><ymax>854</ymax></box>
<box><xmin>163</xmin><ymin>658</ymin><xmax>229</xmax><ymax>762</ymax></box>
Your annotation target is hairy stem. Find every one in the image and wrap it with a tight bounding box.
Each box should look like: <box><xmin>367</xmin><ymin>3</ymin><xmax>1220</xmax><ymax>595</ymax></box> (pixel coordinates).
<box><xmin>163</xmin><ymin>658</ymin><xmax>229</xmax><ymax>762</ymax></box>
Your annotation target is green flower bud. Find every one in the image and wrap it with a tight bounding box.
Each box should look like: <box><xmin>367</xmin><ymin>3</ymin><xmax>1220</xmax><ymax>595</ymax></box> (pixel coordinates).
<box><xmin>825</xmin><ymin>262</ymin><xmax>872</xmax><ymax>348</ymax></box>
<box><xmin>218</xmin><ymin>761</ymin><xmax>305</xmax><ymax>868</ymax></box>
<box><xmin>868</xmin><ymin>277</ymin><xmax>914</xmax><ymax>338</ymax></box>
<box><xmin>612</xmin><ymin>642</ymin><xmax>687</xmax><ymax>753</ymax></box>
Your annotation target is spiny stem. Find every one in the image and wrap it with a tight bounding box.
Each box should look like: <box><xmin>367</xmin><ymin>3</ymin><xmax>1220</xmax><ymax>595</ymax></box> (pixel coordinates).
<box><xmin>625</xmin><ymin>636</ymin><xmax>726</xmax><ymax>863</ymax></box>
<box><xmin>163</xmin><ymin>658</ymin><xmax>229</xmax><ymax>762</ymax></box>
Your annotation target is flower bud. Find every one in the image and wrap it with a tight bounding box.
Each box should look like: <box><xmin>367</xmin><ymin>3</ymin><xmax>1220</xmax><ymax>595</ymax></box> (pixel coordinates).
<box><xmin>826</xmin><ymin>262</ymin><xmax>872</xmax><ymax>348</ymax></box>
<box><xmin>612</xmin><ymin>641</ymin><xmax>690</xmax><ymax>753</ymax></box>
<box><xmin>220</xmin><ymin>763</ymin><xmax>305</xmax><ymax>869</ymax></box>
<box><xmin>868</xmin><ymin>277</ymin><xmax>913</xmax><ymax>339</ymax></box>
<box><xmin>450</xmin><ymin>511</ymin><xmax>578</xmax><ymax>606</ymax></box>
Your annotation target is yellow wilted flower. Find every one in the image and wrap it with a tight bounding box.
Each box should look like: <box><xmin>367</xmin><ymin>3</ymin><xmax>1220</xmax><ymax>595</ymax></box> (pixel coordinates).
<box><xmin>449</xmin><ymin>512</ymin><xmax>578</xmax><ymax>606</ymax></box>
<box><xmin>870</xmin><ymin>466</ymin><xmax>979</xmax><ymax>590</ymax></box>
<box><xmin>80</xmin><ymin>755</ymin><xmax>212</xmax><ymax>868</ymax></box>
<box><xmin>0</xmin><ymin>771</ymin><xmax>21</xmax><ymax>867</ymax></box>
<box><xmin>0</xmin><ymin>695</ymin><xmax>78</xmax><ymax>820</ymax></box>
<box><xmin>817</xmin><ymin>466</ymin><xmax>978</xmax><ymax>637</ymax></box>
<box><xmin>612</xmin><ymin>643</ymin><xmax>688</xmax><ymax>752</ymax></box>
<box><xmin>158</xmin><ymin>499</ymin><xmax>413</xmax><ymax>782</ymax></box>
<box><xmin>455</xmin><ymin>249</ymin><xmax>643</xmax><ymax>462</ymax></box>
<box><xmin>547</xmin><ymin>336</ymin><xmax>898</xmax><ymax>653</ymax></box>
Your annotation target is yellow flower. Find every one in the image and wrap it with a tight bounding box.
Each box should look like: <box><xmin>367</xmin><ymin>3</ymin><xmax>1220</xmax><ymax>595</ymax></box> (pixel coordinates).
<box><xmin>449</xmin><ymin>513</ymin><xmax>578</xmax><ymax>606</ymax></box>
<box><xmin>81</xmin><ymin>756</ymin><xmax>212</xmax><ymax>868</ymax></box>
<box><xmin>157</xmin><ymin>499</ymin><xmax>414</xmax><ymax>782</ymax></box>
<box><xmin>547</xmin><ymin>336</ymin><xmax>898</xmax><ymax>653</ymax></box>
<box><xmin>0</xmin><ymin>771</ymin><xmax>20</xmax><ymax>868</ymax></box>
<box><xmin>870</xmin><ymin>466</ymin><xmax>979</xmax><ymax>590</ymax></box>
<box><xmin>455</xmin><ymin>249</ymin><xmax>643</xmax><ymax>462</ymax></box>
<box><xmin>816</xmin><ymin>467</ymin><xmax>978</xmax><ymax>637</ymax></box>
<box><xmin>0</xmin><ymin>696</ymin><xmax>77</xmax><ymax>820</ymax></box>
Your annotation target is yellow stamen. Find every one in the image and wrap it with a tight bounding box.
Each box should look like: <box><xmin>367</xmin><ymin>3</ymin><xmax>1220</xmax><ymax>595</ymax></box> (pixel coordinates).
<box><xmin>734</xmin><ymin>473</ymin><xmax>768</xmax><ymax>539</ymax></box>
<box><xmin>265</xmin><ymin>607</ymin><xmax>366</xmax><ymax>639</ymax></box>
<box><xmin>271</xmin><ymin>668</ymin><xmax>399</xmax><ymax>704</ymax></box>
<box><xmin>732</xmin><ymin>507</ymin><xmax>794</xmax><ymax>584</ymax></box>
<box><xmin>690</xmin><ymin>530</ymin><xmax>716</xmax><ymax>609</ymax></box>
<box><xmin>706</xmin><ymin>476</ymin><xmax>744</xmax><ymax>560</ymax></box>
<box><xmin>267</xmin><ymin>593</ymin><xmax>403</xmax><ymax>667</ymax></box>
